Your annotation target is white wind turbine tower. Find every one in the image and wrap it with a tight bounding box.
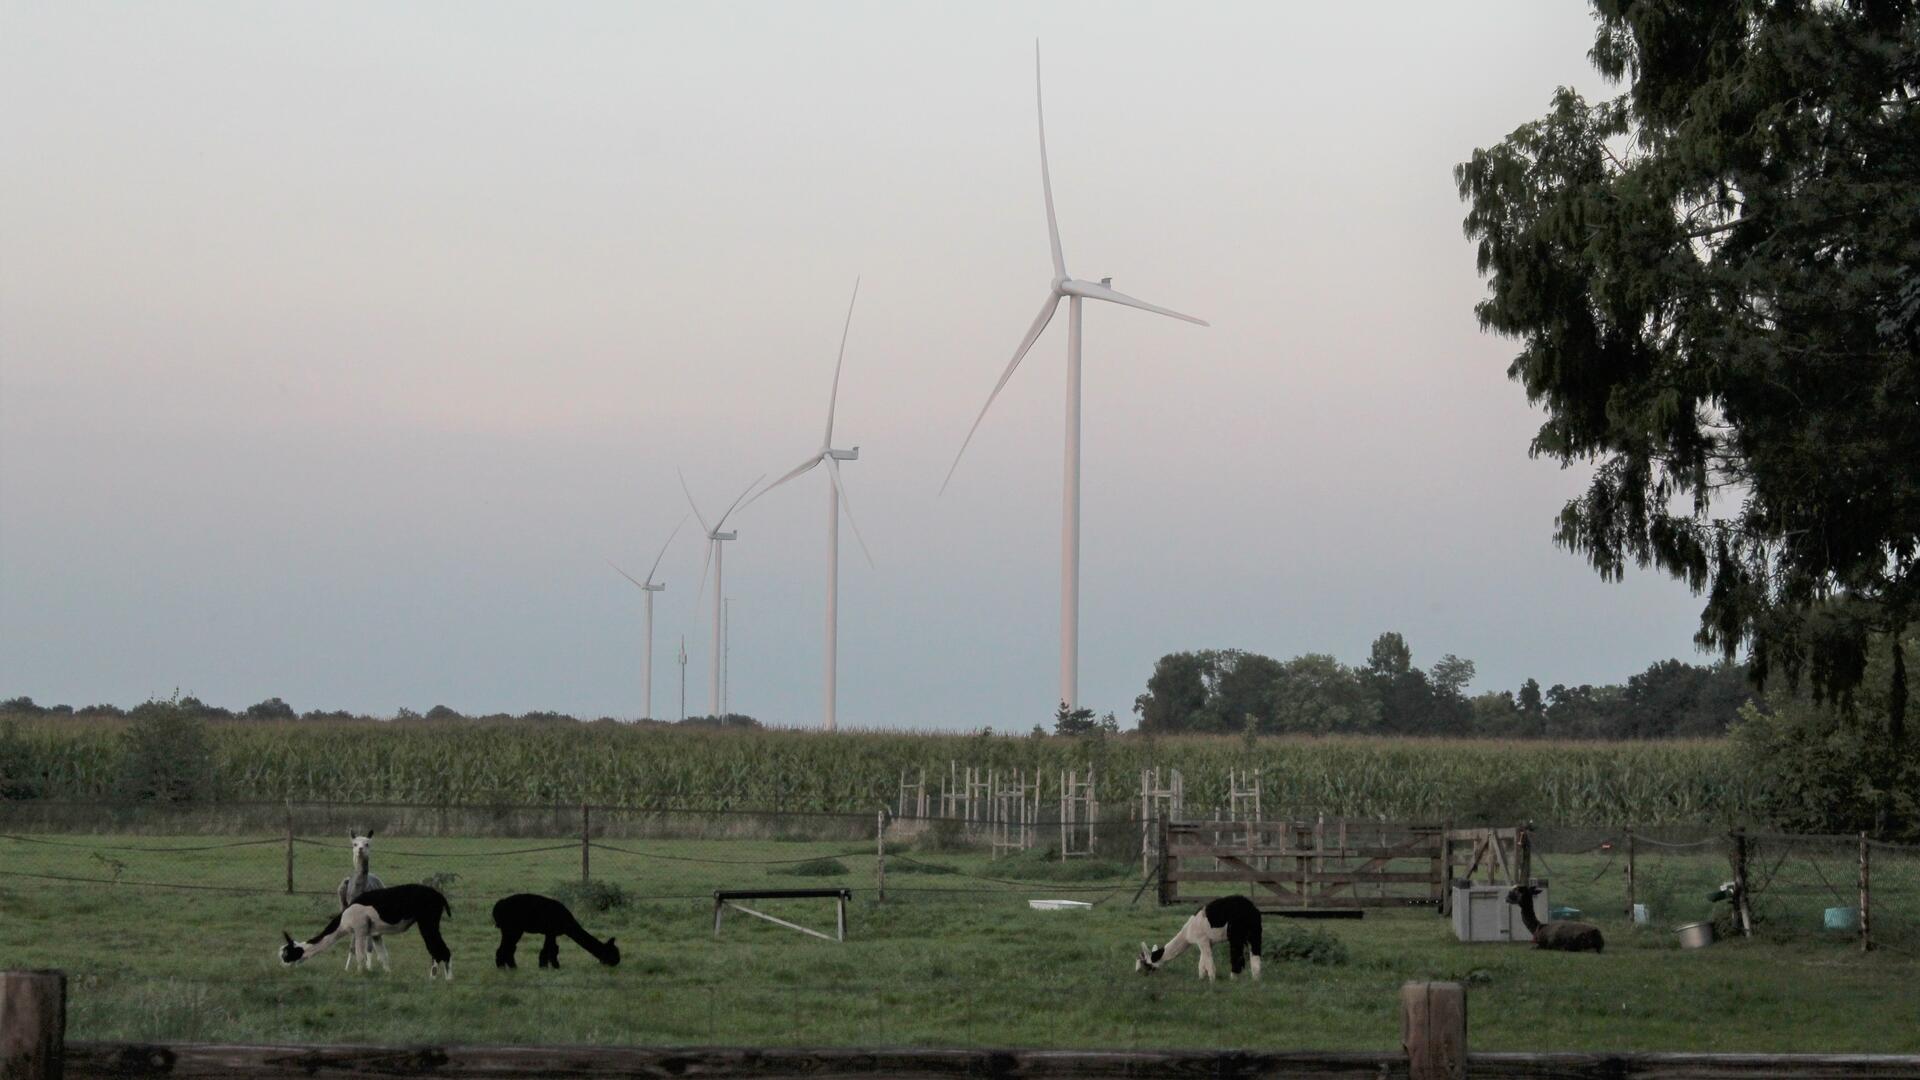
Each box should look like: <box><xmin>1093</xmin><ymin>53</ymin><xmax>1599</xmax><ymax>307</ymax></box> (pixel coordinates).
<box><xmin>743</xmin><ymin>280</ymin><xmax>874</xmax><ymax>732</ymax></box>
<box><xmin>609</xmin><ymin>515</ymin><xmax>685</xmax><ymax>721</ymax></box>
<box><xmin>681</xmin><ymin>472</ymin><xmax>762</xmax><ymax>718</ymax></box>
<box><xmin>943</xmin><ymin>43</ymin><xmax>1208</xmax><ymax>711</ymax></box>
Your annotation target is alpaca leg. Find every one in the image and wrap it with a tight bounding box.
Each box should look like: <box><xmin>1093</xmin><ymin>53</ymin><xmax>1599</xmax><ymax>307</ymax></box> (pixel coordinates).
<box><xmin>1197</xmin><ymin>944</ymin><xmax>1216</xmax><ymax>981</ymax></box>
<box><xmin>1229</xmin><ymin>938</ymin><xmax>1246</xmax><ymax>978</ymax></box>
<box><xmin>539</xmin><ymin>935</ymin><xmax>561</xmax><ymax>969</ymax></box>
<box><xmin>420</xmin><ymin>919</ymin><xmax>453</xmax><ymax>981</ymax></box>
<box><xmin>496</xmin><ymin>929</ymin><xmax>522</xmax><ymax>969</ymax></box>
<box><xmin>372</xmin><ymin>934</ymin><xmax>391</xmax><ymax>972</ymax></box>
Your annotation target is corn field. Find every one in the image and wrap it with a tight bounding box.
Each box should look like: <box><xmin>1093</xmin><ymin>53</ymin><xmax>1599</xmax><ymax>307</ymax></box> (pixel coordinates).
<box><xmin>4</xmin><ymin>720</ymin><xmax>1754</xmax><ymax>824</ymax></box>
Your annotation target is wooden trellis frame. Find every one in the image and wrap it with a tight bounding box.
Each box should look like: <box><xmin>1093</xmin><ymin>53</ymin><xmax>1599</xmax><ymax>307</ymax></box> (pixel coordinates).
<box><xmin>1138</xmin><ymin>767</ymin><xmax>1184</xmax><ymax>875</ymax></box>
<box><xmin>1440</xmin><ymin>826</ymin><xmax>1531</xmax><ymax>916</ymax></box>
<box><xmin>1060</xmin><ymin>767</ymin><xmax>1098</xmax><ymax>858</ymax></box>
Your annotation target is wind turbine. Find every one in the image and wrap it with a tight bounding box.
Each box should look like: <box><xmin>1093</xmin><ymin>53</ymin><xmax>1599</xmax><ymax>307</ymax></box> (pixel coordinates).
<box><xmin>942</xmin><ymin>43</ymin><xmax>1208</xmax><ymax>711</ymax></box>
<box><xmin>609</xmin><ymin>516</ymin><xmax>685</xmax><ymax>721</ymax></box>
<box><xmin>680</xmin><ymin>472</ymin><xmax>762</xmax><ymax>718</ymax></box>
<box><xmin>743</xmin><ymin>280</ymin><xmax>874</xmax><ymax>732</ymax></box>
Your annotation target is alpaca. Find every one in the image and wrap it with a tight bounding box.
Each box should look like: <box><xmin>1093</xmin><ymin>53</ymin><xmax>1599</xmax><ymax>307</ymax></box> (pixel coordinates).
<box><xmin>336</xmin><ymin>830</ymin><xmax>388</xmax><ymax>971</ymax></box>
<box><xmin>491</xmin><ymin>893</ymin><xmax>620</xmax><ymax>969</ymax></box>
<box><xmin>281</xmin><ymin>883</ymin><xmax>454</xmax><ymax>980</ymax></box>
<box><xmin>1135</xmin><ymin>894</ymin><xmax>1262</xmax><ymax>980</ymax></box>
<box><xmin>1505</xmin><ymin>884</ymin><xmax>1604</xmax><ymax>953</ymax></box>
<box><xmin>337</xmin><ymin>830</ymin><xmax>386</xmax><ymax>906</ymax></box>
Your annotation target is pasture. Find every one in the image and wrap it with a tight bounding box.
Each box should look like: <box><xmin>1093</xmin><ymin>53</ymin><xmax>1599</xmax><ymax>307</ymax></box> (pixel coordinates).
<box><xmin>3</xmin><ymin>820</ymin><xmax>1916</xmax><ymax>1053</ymax></box>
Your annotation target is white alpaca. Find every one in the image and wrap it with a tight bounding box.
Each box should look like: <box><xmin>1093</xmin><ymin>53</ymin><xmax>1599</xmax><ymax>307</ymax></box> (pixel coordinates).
<box><xmin>1135</xmin><ymin>894</ymin><xmax>1263</xmax><ymax>980</ymax></box>
<box><xmin>336</xmin><ymin>830</ymin><xmax>388</xmax><ymax>971</ymax></box>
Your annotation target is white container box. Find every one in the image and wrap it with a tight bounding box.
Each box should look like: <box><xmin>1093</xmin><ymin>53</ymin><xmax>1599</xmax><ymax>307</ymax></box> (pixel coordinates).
<box><xmin>1451</xmin><ymin>880</ymin><xmax>1549</xmax><ymax>943</ymax></box>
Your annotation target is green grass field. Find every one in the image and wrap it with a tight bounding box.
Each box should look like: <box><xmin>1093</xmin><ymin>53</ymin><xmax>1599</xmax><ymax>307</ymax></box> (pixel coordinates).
<box><xmin>2</xmin><ymin>829</ymin><xmax>1916</xmax><ymax>1052</ymax></box>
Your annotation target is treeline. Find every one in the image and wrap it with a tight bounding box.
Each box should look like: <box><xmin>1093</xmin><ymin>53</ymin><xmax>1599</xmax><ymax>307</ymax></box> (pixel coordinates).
<box><xmin>0</xmin><ymin>695</ymin><xmax>761</xmax><ymax>730</ymax></box>
<box><xmin>1133</xmin><ymin>633</ymin><xmax>1759</xmax><ymax>739</ymax></box>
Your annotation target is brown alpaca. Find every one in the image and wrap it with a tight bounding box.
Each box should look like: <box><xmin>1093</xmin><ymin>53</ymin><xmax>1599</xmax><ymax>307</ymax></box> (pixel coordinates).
<box><xmin>1505</xmin><ymin>884</ymin><xmax>1605</xmax><ymax>953</ymax></box>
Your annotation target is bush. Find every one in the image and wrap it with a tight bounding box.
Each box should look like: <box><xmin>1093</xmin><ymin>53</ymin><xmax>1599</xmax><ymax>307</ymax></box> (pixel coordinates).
<box><xmin>1732</xmin><ymin>690</ymin><xmax>1920</xmax><ymax>839</ymax></box>
<box><xmin>1265</xmin><ymin>922</ymin><xmax>1349</xmax><ymax>965</ymax></box>
<box><xmin>115</xmin><ymin>695</ymin><xmax>217</xmax><ymax>803</ymax></box>
<box><xmin>775</xmin><ymin>857</ymin><xmax>850</xmax><ymax>877</ymax></box>
<box><xmin>550</xmin><ymin>879</ymin><xmax>629</xmax><ymax>912</ymax></box>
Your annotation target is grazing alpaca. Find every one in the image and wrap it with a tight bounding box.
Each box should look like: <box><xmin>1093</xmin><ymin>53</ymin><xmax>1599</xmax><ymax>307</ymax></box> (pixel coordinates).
<box><xmin>336</xmin><ymin>831</ymin><xmax>387</xmax><ymax>971</ymax></box>
<box><xmin>280</xmin><ymin>883</ymin><xmax>454</xmax><ymax>980</ymax></box>
<box><xmin>1506</xmin><ymin>884</ymin><xmax>1605</xmax><ymax>953</ymax></box>
<box><xmin>491</xmin><ymin>893</ymin><xmax>620</xmax><ymax>969</ymax></box>
<box><xmin>1135</xmin><ymin>894</ymin><xmax>1263</xmax><ymax>980</ymax></box>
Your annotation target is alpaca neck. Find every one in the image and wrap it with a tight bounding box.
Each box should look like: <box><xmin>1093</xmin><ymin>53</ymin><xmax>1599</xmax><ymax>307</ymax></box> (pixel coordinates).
<box><xmin>1514</xmin><ymin>894</ymin><xmax>1542</xmax><ymax>934</ymax></box>
<box><xmin>566</xmin><ymin>926</ymin><xmax>614</xmax><ymax>961</ymax></box>
<box><xmin>351</xmin><ymin>852</ymin><xmax>370</xmax><ymax>890</ymax></box>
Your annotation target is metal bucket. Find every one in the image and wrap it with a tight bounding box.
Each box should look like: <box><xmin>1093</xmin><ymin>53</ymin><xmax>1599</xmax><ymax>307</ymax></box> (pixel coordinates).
<box><xmin>1632</xmin><ymin>903</ymin><xmax>1649</xmax><ymax>925</ymax></box>
<box><xmin>1675</xmin><ymin>921</ymin><xmax>1715</xmax><ymax>949</ymax></box>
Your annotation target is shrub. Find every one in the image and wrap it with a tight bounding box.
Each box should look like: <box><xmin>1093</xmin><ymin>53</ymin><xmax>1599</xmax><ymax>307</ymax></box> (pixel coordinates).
<box><xmin>775</xmin><ymin>857</ymin><xmax>850</xmax><ymax>877</ymax></box>
<box><xmin>551</xmin><ymin>879</ymin><xmax>630</xmax><ymax>912</ymax></box>
<box><xmin>115</xmin><ymin>695</ymin><xmax>217</xmax><ymax>803</ymax></box>
<box><xmin>1265</xmin><ymin>922</ymin><xmax>1348</xmax><ymax>965</ymax></box>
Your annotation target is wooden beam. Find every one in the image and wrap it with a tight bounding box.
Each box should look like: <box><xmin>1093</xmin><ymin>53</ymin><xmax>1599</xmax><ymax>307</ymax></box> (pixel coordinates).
<box><xmin>60</xmin><ymin>1043</ymin><xmax>1920</xmax><ymax>1079</ymax></box>
<box><xmin>1</xmin><ymin>970</ymin><xmax>65</xmax><ymax>1080</ymax></box>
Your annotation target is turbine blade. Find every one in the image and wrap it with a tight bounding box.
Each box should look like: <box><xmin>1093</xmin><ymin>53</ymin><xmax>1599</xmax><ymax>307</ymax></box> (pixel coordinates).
<box><xmin>609</xmin><ymin>560</ymin><xmax>648</xmax><ymax>591</ymax></box>
<box><xmin>694</xmin><ymin>539</ymin><xmax>714</xmax><ymax>609</ymax></box>
<box><xmin>743</xmin><ymin>454</ymin><xmax>822</xmax><ymax>512</ymax></box>
<box><xmin>828</xmin><ymin>457</ymin><xmax>875</xmax><ymax>569</ymax></box>
<box><xmin>1068</xmin><ymin>279</ymin><xmax>1209</xmax><ymax>326</ymax></box>
<box><xmin>824</xmin><ymin>278</ymin><xmax>859</xmax><ymax>448</ymax></box>
<box><xmin>941</xmin><ymin>292</ymin><xmax>1060</xmax><ymax>494</ymax></box>
<box><xmin>1037</xmin><ymin>42</ymin><xmax>1065</xmax><ymax>280</ymax></box>
<box><xmin>715</xmin><ymin>473</ymin><xmax>766</xmax><ymax>531</ymax></box>
<box><xmin>678</xmin><ymin>470</ymin><xmax>713</xmax><ymax>535</ymax></box>
<box><xmin>644</xmin><ymin>514</ymin><xmax>688</xmax><ymax>586</ymax></box>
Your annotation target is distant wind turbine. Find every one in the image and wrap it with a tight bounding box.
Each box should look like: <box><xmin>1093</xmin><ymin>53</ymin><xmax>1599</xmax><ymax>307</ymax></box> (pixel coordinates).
<box><xmin>744</xmin><ymin>280</ymin><xmax>874</xmax><ymax>732</ymax></box>
<box><xmin>609</xmin><ymin>515</ymin><xmax>686</xmax><ymax>721</ymax></box>
<box><xmin>942</xmin><ymin>43</ymin><xmax>1208</xmax><ymax>710</ymax></box>
<box><xmin>680</xmin><ymin>472</ymin><xmax>763</xmax><ymax>718</ymax></box>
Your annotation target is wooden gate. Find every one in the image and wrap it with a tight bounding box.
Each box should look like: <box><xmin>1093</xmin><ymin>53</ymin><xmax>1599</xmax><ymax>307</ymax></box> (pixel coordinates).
<box><xmin>1156</xmin><ymin>818</ymin><xmax>1444</xmax><ymax>911</ymax></box>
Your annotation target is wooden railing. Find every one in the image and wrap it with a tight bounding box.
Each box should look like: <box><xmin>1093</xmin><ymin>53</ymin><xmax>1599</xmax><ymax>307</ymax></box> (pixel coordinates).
<box><xmin>9</xmin><ymin>972</ymin><xmax>1920</xmax><ymax>1079</ymax></box>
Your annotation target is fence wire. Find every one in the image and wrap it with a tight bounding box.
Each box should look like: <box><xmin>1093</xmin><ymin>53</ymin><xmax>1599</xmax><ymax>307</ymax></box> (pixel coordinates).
<box><xmin>2</xmin><ymin>801</ymin><xmax>1915</xmax><ymax>953</ymax></box>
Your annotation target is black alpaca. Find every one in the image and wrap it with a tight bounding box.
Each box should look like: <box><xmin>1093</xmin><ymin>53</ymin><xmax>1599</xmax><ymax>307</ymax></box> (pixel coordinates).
<box><xmin>492</xmin><ymin>893</ymin><xmax>620</xmax><ymax>969</ymax></box>
<box><xmin>280</xmin><ymin>883</ymin><xmax>455</xmax><ymax>979</ymax></box>
<box><xmin>1136</xmin><ymin>894</ymin><xmax>1264</xmax><ymax>980</ymax></box>
<box><xmin>1506</xmin><ymin>884</ymin><xmax>1605</xmax><ymax>953</ymax></box>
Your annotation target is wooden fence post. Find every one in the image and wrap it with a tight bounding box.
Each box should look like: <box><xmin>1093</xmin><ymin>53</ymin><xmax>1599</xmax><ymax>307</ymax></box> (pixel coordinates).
<box><xmin>1400</xmin><ymin>980</ymin><xmax>1466</xmax><ymax>1080</ymax></box>
<box><xmin>1156</xmin><ymin>815</ymin><xmax>1172</xmax><ymax>906</ymax></box>
<box><xmin>1732</xmin><ymin>828</ymin><xmax>1753</xmax><ymax>938</ymax></box>
<box><xmin>285</xmin><ymin>805</ymin><xmax>295</xmax><ymax>896</ymax></box>
<box><xmin>580</xmin><ymin>803</ymin><xmax>591</xmax><ymax>885</ymax></box>
<box><xmin>1624</xmin><ymin>825</ymin><xmax>1635</xmax><ymax>919</ymax></box>
<box><xmin>875</xmin><ymin>809</ymin><xmax>886</xmax><ymax>903</ymax></box>
<box><xmin>1860</xmin><ymin>831</ymin><xmax>1872</xmax><ymax>953</ymax></box>
<box><xmin>1</xmin><ymin>969</ymin><xmax>66</xmax><ymax>1080</ymax></box>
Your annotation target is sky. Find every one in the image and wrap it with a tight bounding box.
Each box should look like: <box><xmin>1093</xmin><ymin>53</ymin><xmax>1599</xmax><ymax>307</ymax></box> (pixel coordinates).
<box><xmin>0</xmin><ymin>2</ymin><xmax>1717</xmax><ymax>730</ymax></box>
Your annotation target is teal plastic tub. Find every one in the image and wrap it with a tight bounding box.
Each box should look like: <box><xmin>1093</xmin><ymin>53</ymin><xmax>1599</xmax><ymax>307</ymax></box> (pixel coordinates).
<box><xmin>1824</xmin><ymin>906</ymin><xmax>1859</xmax><ymax>931</ymax></box>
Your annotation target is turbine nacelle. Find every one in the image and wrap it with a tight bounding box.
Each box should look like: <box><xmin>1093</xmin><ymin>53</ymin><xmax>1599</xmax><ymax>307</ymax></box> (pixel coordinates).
<box><xmin>827</xmin><ymin>447</ymin><xmax>860</xmax><ymax>461</ymax></box>
<box><xmin>709</xmin><ymin>530</ymin><xmax>737</xmax><ymax>542</ymax></box>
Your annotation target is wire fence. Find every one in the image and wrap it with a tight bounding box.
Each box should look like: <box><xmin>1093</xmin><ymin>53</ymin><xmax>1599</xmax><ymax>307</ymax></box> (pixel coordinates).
<box><xmin>1</xmin><ymin>800</ymin><xmax>1914</xmax><ymax>952</ymax></box>
<box><xmin>0</xmin><ymin>800</ymin><xmax>1151</xmax><ymax>908</ymax></box>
